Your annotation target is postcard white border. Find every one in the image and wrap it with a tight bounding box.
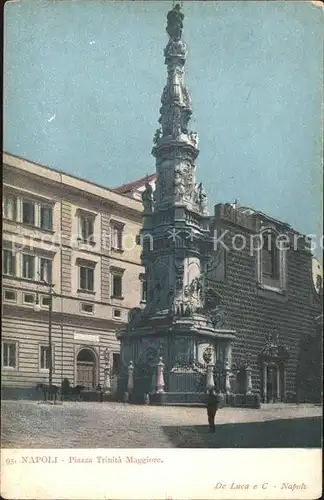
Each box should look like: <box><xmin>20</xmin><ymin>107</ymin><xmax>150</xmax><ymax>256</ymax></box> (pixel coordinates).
<box><xmin>1</xmin><ymin>448</ymin><xmax>322</xmax><ymax>500</ymax></box>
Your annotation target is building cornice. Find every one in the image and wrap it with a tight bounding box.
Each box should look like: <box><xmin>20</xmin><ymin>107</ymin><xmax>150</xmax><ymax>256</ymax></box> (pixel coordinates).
<box><xmin>3</xmin><ymin>152</ymin><xmax>143</xmax><ymax>220</ymax></box>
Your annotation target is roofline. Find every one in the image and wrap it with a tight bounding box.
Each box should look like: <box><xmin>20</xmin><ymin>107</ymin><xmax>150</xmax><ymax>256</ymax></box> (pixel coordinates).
<box><xmin>236</xmin><ymin>204</ymin><xmax>291</xmax><ymax>228</ymax></box>
<box><xmin>115</xmin><ymin>173</ymin><xmax>157</xmax><ymax>193</ymax></box>
<box><xmin>3</xmin><ymin>151</ymin><xmax>133</xmax><ymax>197</ymax></box>
<box><xmin>255</xmin><ymin>210</ymin><xmax>291</xmax><ymax>229</ymax></box>
<box><xmin>3</xmin><ymin>151</ymin><xmax>143</xmax><ymax>215</ymax></box>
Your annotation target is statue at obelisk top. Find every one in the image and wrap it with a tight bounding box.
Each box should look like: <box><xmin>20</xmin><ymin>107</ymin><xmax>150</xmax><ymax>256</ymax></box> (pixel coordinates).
<box><xmin>166</xmin><ymin>3</ymin><xmax>184</xmax><ymax>40</ymax></box>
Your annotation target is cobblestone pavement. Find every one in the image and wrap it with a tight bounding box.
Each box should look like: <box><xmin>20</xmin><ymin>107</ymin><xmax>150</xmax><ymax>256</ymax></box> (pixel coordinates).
<box><xmin>1</xmin><ymin>400</ymin><xmax>322</xmax><ymax>448</ymax></box>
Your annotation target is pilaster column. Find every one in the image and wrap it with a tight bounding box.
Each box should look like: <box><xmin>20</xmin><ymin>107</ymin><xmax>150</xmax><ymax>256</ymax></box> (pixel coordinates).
<box><xmin>104</xmin><ymin>367</ymin><xmax>111</xmax><ymax>393</ymax></box>
<box><xmin>224</xmin><ymin>367</ymin><xmax>231</xmax><ymax>394</ymax></box>
<box><xmin>156</xmin><ymin>357</ymin><xmax>165</xmax><ymax>393</ymax></box>
<box><xmin>224</xmin><ymin>343</ymin><xmax>232</xmax><ymax>394</ymax></box>
<box><xmin>246</xmin><ymin>366</ymin><xmax>252</xmax><ymax>395</ymax></box>
<box><xmin>103</xmin><ymin>349</ymin><xmax>112</xmax><ymax>393</ymax></box>
<box><xmin>229</xmin><ymin>372</ymin><xmax>236</xmax><ymax>393</ymax></box>
<box><xmin>263</xmin><ymin>363</ymin><xmax>267</xmax><ymax>402</ymax></box>
<box><xmin>151</xmin><ymin>370</ymin><xmax>156</xmax><ymax>394</ymax></box>
<box><xmin>282</xmin><ymin>366</ymin><xmax>286</xmax><ymax>402</ymax></box>
<box><xmin>206</xmin><ymin>364</ymin><xmax>214</xmax><ymax>391</ymax></box>
<box><xmin>127</xmin><ymin>361</ymin><xmax>134</xmax><ymax>392</ymax></box>
<box><xmin>224</xmin><ymin>343</ymin><xmax>232</xmax><ymax>368</ymax></box>
<box><xmin>276</xmin><ymin>365</ymin><xmax>280</xmax><ymax>400</ymax></box>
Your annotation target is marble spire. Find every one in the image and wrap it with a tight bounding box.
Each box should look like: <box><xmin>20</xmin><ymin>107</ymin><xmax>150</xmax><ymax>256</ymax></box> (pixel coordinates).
<box><xmin>151</xmin><ymin>3</ymin><xmax>207</xmax><ymax>215</ymax></box>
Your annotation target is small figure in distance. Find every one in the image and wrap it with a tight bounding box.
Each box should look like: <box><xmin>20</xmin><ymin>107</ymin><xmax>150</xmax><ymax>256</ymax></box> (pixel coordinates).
<box><xmin>206</xmin><ymin>388</ymin><xmax>221</xmax><ymax>433</ymax></box>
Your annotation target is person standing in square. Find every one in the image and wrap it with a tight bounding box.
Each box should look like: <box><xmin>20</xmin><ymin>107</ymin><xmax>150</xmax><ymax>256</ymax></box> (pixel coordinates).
<box><xmin>207</xmin><ymin>389</ymin><xmax>221</xmax><ymax>432</ymax></box>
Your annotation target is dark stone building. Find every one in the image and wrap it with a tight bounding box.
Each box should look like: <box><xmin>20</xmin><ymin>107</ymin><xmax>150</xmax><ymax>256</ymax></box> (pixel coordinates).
<box><xmin>211</xmin><ymin>203</ymin><xmax>322</xmax><ymax>403</ymax></box>
<box><xmin>117</xmin><ymin>4</ymin><xmax>322</xmax><ymax>406</ymax></box>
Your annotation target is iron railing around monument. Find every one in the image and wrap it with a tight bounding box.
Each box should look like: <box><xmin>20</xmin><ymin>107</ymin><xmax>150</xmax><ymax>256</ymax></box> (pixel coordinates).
<box><xmin>166</xmin><ymin>361</ymin><xmax>207</xmax><ymax>393</ymax></box>
<box><xmin>213</xmin><ymin>366</ymin><xmax>227</xmax><ymax>394</ymax></box>
<box><xmin>132</xmin><ymin>362</ymin><xmax>156</xmax><ymax>403</ymax></box>
<box><xmin>115</xmin><ymin>365</ymin><xmax>128</xmax><ymax>399</ymax></box>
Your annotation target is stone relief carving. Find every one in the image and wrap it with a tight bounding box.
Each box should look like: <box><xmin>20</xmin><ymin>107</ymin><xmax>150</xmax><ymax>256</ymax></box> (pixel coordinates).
<box><xmin>156</xmin><ymin>162</ymin><xmax>173</xmax><ymax>201</ymax></box>
<box><xmin>137</xmin><ymin>338</ymin><xmax>165</xmax><ymax>367</ymax></box>
<box><xmin>197</xmin><ymin>182</ymin><xmax>208</xmax><ymax>214</ymax></box>
<box><xmin>210</xmin><ymin>306</ymin><xmax>226</xmax><ymax>329</ymax></box>
<box><xmin>172</xmin><ymin>107</ymin><xmax>182</xmax><ymax>137</ymax></box>
<box><xmin>164</xmin><ymin>39</ymin><xmax>187</xmax><ymax>61</ymax></box>
<box><xmin>183</xmin><ymin>87</ymin><xmax>192</xmax><ymax>109</ymax></box>
<box><xmin>159</xmin><ymin>84</ymin><xmax>191</xmax><ymax>138</ymax></box>
<box><xmin>151</xmin><ymin>257</ymin><xmax>170</xmax><ymax>310</ymax></box>
<box><xmin>174</xmin><ymin>167</ymin><xmax>185</xmax><ymax>200</ymax></box>
<box><xmin>153</xmin><ymin>128</ymin><xmax>162</xmax><ymax>144</ymax></box>
<box><xmin>180</xmin><ymin>108</ymin><xmax>191</xmax><ymax>135</ymax></box>
<box><xmin>128</xmin><ymin>307</ymin><xmax>145</xmax><ymax>328</ymax></box>
<box><xmin>181</xmin><ymin>162</ymin><xmax>196</xmax><ymax>201</ymax></box>
<box><xmin>189</xmin><ymin>276</ymin><xmax>203</xmax><ymax>299</ymax></box>
<box><xmin>202</xmin><ymin>345</ymin><xmax>213</xmax><ymax>364</ymax></box>
<box><xmin>197</xmin><ymin>343</ymin><xmax>215</xmax><ymax>365</ymax></box>
<box><xmin>189</xmin><ymin>131</ymin><xmax>199</xmax><ymax>148</ymax></box>
<box><xmin>172</xmin><ymin>336</ymin><xmax>192</xmax><ymax>364</ymax></box>
<box><xmin>141</xmin><ymin>182</ymin><xmax>154</xmax><ymax>212</ymax></box>
<box><xmin>174</xmin><ymin>260</ymin><xmax>184</xmax><ymax>291</ymax></box>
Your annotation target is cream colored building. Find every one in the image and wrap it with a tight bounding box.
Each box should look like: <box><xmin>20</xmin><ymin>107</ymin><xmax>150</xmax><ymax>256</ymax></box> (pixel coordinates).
<box><xmin>2</xmin><ymin>152</ymin><xmax>145</xmax><ymax>398</ymax></box>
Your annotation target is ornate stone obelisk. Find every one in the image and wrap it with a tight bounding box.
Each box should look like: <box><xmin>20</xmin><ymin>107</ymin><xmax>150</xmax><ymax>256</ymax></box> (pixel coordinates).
<box><xmin>117</xmin><ymin>4</ymin><xmax>236</xmax><ymax>404</ymax></box>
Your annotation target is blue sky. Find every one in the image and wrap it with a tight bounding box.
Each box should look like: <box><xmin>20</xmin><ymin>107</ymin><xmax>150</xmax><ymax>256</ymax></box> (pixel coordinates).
<box><xmin>4</xmin><ymin>0</ymin><xmax>323</xmax><ymax>254</ymax></box>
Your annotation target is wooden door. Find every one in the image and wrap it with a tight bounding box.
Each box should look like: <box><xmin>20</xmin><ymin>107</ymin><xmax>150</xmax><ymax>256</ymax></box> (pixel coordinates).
<box><xmin>77</xmin><ymin>361</ymin><xmax>95</xmax><ymax>389</ymax></box>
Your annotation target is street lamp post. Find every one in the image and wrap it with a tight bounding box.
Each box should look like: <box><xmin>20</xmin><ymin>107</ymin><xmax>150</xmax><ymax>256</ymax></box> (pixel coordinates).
<box><xmin>48</xmin><ymin>288</ymin><xmax>53</xmax><ymax>390</ymax></box>
<box><xmin>35</xmin><ymin>278</ymin><xmax>55</xmax><ymax>396</ymax></box>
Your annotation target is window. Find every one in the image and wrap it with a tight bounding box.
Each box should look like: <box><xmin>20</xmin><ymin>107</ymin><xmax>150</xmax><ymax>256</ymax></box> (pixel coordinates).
<box><xmin>112</xmin><ymin>353</ymin><xmax>120</xmax><ymax>371</ymax></box>
<box><xmin>141</xmin><ymin>279</ymin><xmax>148</xmax><ymax>302</ymax></box>
<box><xmin>40</xmin><ymin>205</ymin><xmax>53</xmax><ymax>231</ymax></box>
<box><xmin>81</xmin><ymin>303</ymin><xmax>94</xmax><ymax>314</ymax></box>
<box><xmin>111</xmin><ymin>223</ymin><xmax>124</xmax><ymax>251</ymax></box>
<box><xmin>3</xmin><ymin>249</ymin><xmax>16</xmax><ymax>276</ymax></box>
<box><xmin>3</xmin><ymin>289</ymin><xmax>17</xmax><ymax>302</ymax></box>
<box><xmin>22</xmin><ymin>254</ymin><xmax>35</xmax><ymax>280</ymax></box>
<box><xmin>79</xmin><ymin>266</ymin><xmax>94</xmax><ymax>292</ymax></box>
<box><xmin>22</xmin><ymin>200</ymin><xmax>35</xmax><ymax>225</ymax></box>
<box><xmin>23</xmin><ymin>293</ymin><xmax>35</xmax><ymax>304</ymax></box>
<box><xmin>113</xmin><ymin>308</ymin><xmax>121</xmax><ymax>318</ymax></box>
<box><xmin>262</xmin><ymin>233</ymin><xmax>279</xmax><ymax>280</ymax></box>
<box><xmin>80</xmin><ymin>215</ymin><xmax>94</xmax><ymax>244</ymax></box>
<box><xmin>40</xmin><ymin>345</ymin><xmax>53</xmax><ymax>370</ymax></box>
<box><xmin>41</xmin><ymin>296</ymin><xmax>50</xmax><ymax>307</ymax></box>
<box><xmin>2</xmin><ymin>342</ymin><xmax>17</xmax><ymax>368</ymax></box>
<box><xmin>3</xmin><ymin>195</ymin><xmax>17</xmax><ymax>221</ymax></box>
<box><xmin>40</xmin><ymin>258</ymin><xmax>52</xmax><ymax>284</ymax></box>
<box><xmin>257</xmin><ymin>229</ymin><xmax>287</xmax><ymax>296</ymax></box>
<box><xmin>112</xmin><ymin>274</ymin><xmax>123</xmax><ymax>298</ymax></box>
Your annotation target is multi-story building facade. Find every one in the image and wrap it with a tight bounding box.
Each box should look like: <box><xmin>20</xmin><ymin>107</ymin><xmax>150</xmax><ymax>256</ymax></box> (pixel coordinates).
<box><xmin>2</xmin><ymin>152</ymin><xmax>144</xmax><ymax>398</ymax></box>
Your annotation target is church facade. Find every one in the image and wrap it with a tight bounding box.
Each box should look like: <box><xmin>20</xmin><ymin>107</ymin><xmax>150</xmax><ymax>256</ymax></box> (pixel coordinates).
<box><xmin>210</xmin><ymin>203</ymin><xmax>322</xmax><ymax>403</ymax></box>
<box><xmin>117</xmin><ymin>5</ymin><xmax>322</xmax><ymax>405</ymax></box>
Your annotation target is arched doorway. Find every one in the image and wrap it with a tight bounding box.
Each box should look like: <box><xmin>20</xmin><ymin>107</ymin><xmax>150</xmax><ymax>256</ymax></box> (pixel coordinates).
<box><xmin>76</xmin><ymin>348</ymin><xmax>97</xmax><ymax>389</ymax></box>
<box><xmin>259</xmin><ymin>334</ymin><xmax>289</xmax><ymax>403</ymax></box>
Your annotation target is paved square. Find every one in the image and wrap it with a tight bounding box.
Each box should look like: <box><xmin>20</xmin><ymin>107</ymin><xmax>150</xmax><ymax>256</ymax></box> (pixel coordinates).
<box><xmin>1</xmin><ymin>400</ymin><xmax>322</xmax><ymax>448</ymax></box>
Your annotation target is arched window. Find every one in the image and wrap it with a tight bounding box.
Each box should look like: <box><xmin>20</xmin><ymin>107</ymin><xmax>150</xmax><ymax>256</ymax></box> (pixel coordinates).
<box><xmin>139</xmin><ymin>273</ymin><xmax>148</xmax><ymax>303</ymax></box>
<box><xmin>261</xmin><ymin>232</ymin><xmax>279</xmax><ymax>280</ymax></box>
<box><xmin>257</xmin><ymin>228</ymin><xmax>287</xmax><ymax>295</ymax></box>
